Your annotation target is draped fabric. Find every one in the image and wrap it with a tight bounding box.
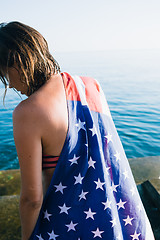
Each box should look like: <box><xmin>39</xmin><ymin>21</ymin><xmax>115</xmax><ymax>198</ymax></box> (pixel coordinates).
<box><xmin>29</xmin><ymin>72</ymin><xmax>154</xmax><ymax>240</ymax></box>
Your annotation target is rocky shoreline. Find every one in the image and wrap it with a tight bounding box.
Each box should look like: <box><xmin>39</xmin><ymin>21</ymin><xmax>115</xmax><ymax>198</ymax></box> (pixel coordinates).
<box><xmin>0</xmin><ymin>169</ymin><xmax>21</xmax><ymax>240</ymax></box>
<box><xmin>0</xmin><ymin>156</ymin><xmax>160</xmax><ymax>240</ymax></box>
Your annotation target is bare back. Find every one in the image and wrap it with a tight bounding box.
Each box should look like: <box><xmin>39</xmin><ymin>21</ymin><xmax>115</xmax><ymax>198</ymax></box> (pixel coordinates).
<box><xmin>36</xmin><ymin>74</ymin><xmax>68</xmax><ymax>193</ymax></box>
<box><xmin>13</xmin><ymin>74</ymin><xmax>68</xmax><ymax>195</ymax></box>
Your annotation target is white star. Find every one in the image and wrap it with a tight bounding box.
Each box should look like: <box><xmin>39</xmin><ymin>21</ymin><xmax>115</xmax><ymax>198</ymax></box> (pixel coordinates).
<box><xmin>102</xmin><ymin>198</ymin><xmax>112</xmax><ymax>210</ymax></box>
<box><xmin>117</xmin><ymin>199</ymin><xmax>127</xmax><ymax>210</ymax></box>
<box><xmin>74</xmin><ymin>173</ymin><xmax>84</xmax><ymax>184</ymax></box>
<box><xmin>92</xmin><ymin>227</ymin><xmax>104</xmax><ymax>238</ymax></box>
<box><xmin>69</xmin><ymin>154</ymin><xmax>80</xmax><ymax>165</ymax></box>
<box><xmin>58</xmin><ymin>203</ymin><xmax>71</xmax><ymax>214</ymax></box>
<box><xmin>54</xmin><ymin>182</ymin><xmax>67</xmax><ymax>194</ymax></box>
<box><xmin>88</xmin><ymin>157</ymin><xmax>96</xmax><ymax>169</ymax></box>
<box><xmin>110</xmin><ymin>182</ymin><xmax>119</xmax><ymax>192</ymax></box>
<box><xmin>48</xmin><ymin>230</ymin><xmax>59</xmax><ymax>240</ymax></box>
<box><xmin>123</xmin><ymin>215</ymin><xmax>134</xmax><ymax>226</ymax></box>
<box><xmin>114</xmin><ymin>151</ymin><xmax>120</xmax><ymax>161</ymax></box>
<box><xmin>84</xmin><ymin>208</ymin><xmax>96</xmax><ymax>220</ymax></box>
<box><xmin>105</xmin><ymin>132</ymin><xmax>113</xmax><ymax>143</ymax></box>
<box><xmin>94</xmin><ymin>178</ymin><xmax>105</xmax><ymax>190</ymax></box>
<box><xmin>89</xmin><ymin>126</ymin><xmax>97</xmax><ymax>136</ymax></box>
<box><xmin>79</xmin><ymin>189</ymin><xmax>89</xmax><ymax>201</ymax></box>
<box><xmin>65</xmin><ymin>221</ymin><xmax>78</xmax><ymax>232</ymax></box>
<box><xmin>36</xmin><ymin>234</ymin><xmax>44</xmax><ymax>240</ymax></box>
<box><xmin>75</xmin><ymin>119</ymin><xmax>85</xmax><ymax>131</ymax></box>
<box><xmin>43</xmin><ymin>210</ymin><xmax>52</xmax><ymax>221</ymax></box>
<box><xmin>123</xmin><ymin>169</ymin><xmax>129</xmax><ymax>179</ymax></box>
<box><xmin>110</xmin><ymin>218</ymin><xmax>117</xmax><ymax>227</ymax></box>
<box><xmin>130</xmin><ymin>186</ymin><xmax>136</xmax><ymax>196</ymax></box>
<box><xmin>130</xmin><ymin>231</ymin><xmax>141</xmax><ymax>240</ymax></box>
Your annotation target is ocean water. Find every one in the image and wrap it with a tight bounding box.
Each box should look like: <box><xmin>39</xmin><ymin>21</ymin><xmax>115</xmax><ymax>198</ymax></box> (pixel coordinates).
<box><xmin>0</xmin><ymin>49</ymin><xmax>160</xmax><ymax>170</ymax></box>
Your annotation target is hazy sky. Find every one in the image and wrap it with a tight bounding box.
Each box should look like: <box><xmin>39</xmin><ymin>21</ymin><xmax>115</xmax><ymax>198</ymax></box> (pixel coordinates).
<box><xmin>0</xmin><ymin>0</ymin><xmax>160</xmax><ymax>52</ymax></box>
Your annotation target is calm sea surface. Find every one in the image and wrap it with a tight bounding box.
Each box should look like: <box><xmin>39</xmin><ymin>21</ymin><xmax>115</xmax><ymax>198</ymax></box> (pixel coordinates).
<box><xmin>0</xmin><ymin>49</ymin><xmax>160</xmax><ymax>170</ymax></box>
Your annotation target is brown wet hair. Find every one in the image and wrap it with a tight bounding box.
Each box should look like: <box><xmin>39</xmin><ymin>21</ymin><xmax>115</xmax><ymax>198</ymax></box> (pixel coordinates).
<box><xmin>0</xmin><ymin>21</ymin><xmax>60</xmax><ymax>100</ymax></box>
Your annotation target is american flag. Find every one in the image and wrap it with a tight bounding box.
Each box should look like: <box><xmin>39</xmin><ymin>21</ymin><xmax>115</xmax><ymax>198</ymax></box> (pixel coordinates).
<box><xmin>29</xmin><ymin>72</ymin><xmax>154</xmax><ymax>240</ymax></box>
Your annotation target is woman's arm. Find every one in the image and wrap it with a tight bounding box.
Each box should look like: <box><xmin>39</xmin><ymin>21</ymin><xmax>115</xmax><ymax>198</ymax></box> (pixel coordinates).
<box><xmin>13</xmin><ymin>103</ymin><xmax>43</xmax><ymax>240</ymax></box>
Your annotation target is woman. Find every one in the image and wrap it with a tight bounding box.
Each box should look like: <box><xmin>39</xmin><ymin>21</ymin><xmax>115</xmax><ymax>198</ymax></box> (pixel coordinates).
<box><xmin>0</xmin><ymin>22</ymin><xmax>154</xmax><ymax>240</ymax></box>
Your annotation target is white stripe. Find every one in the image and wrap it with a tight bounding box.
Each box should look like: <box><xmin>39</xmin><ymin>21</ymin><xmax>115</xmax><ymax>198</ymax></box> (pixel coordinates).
<box><xmin>72</xmin><ymin>75</ymin><xmax>88</xmax><ymax>106</ymax></box>
<box><xmin>145</xmin><ymin>214</ymin><xmax>155</xmax><ymax>240</ymax></box>
<box><xmin>72</xmin><ymin>75</ymin><xmax>112</xmax><ymax>118</ymax></box>
<box><xmin>94</xmin><ymin>78</ymin><xmax>112</xmax><ymax>118</ymax></box>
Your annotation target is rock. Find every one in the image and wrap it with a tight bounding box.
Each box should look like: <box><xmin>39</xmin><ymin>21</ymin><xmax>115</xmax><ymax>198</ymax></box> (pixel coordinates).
<box><xmin>0</xmin><ymin>169</ymin><xmax>21</xmax><ymax>196</ymax></box>
<box><xmin>0</xmin><ymin>195</ymin><xmax>21</xmax><ymax>240</ymax></box>
<box><xmin>0</xmin><ymin>170</ymin><xmax>21</xmax><ymax>239</ymax></box>
<box><xmin>129</xmin><ymin>156</ymin><xmax>160</xmax><ymax>193</ymax></box>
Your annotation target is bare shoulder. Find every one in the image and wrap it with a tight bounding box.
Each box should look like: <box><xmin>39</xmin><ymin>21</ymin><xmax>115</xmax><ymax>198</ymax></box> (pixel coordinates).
<box><xmin>13</xmin><ymin>74</ymin><xmax>67</xmax><ymax>141</ymax></box>
<box><xmin>13</xmin><ymin>99</ymin><xmax>29</xmax><ymax>118</ymax></box>
<box><xmin>13</xmin><ymin>74</ymin><xmax>63</xmax><ymax>117</ymax></box>
<box><xmin>13</xmin><ymin>99</ymin><xmax>35</xmax><ymax>125</ymax></box>
<box><xmin>12</xmin><ymin>96</ymin><xmax>46</xmax><ymax>140</ymax></box>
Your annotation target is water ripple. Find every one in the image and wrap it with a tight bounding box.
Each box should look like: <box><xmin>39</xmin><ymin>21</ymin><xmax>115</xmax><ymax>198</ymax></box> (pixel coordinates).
<box><xmin>0</xmin><ymin>49</ymin><xmax>160</xmax><ymax>169</ymax></box>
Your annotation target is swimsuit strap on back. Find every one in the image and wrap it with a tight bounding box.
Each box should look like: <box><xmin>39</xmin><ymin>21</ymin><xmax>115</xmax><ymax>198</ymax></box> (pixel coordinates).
<box><xmin>42</xmin><ymin>155</ymin><xmax>59</xmax><ymax>170</ymax></box>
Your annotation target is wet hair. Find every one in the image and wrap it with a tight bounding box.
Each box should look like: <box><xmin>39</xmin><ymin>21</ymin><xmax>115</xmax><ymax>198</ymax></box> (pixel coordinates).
<box><xmin>0</xmin><ymin>21</ymin><xmax>60</xmax><ymax>99</ymax></box>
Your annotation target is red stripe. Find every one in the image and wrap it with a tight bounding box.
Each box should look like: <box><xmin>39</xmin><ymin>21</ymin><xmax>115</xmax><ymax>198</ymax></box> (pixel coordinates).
<box><xmin>61</xmin><ymin>72</ymin><xmax>81</xmax><ymax>101</ymax></box>
<box><xmin>42</xmin><ymin>157</ymin><xmax>59</xmax><ymax>162</ymax></box>
<box><xmin>80</xmin><ymin>76</ymin><xmax>102</xmax><ymax>113</ymax></box>
<box><xmin>61</xmin><ymin>72</ymin><xmax>102</xmax><ymax>112</ymax></box>
<box><xmin>42</xmin><ymin>163</ymin><xmax>57</xmax><ymax>168</ymax></box>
